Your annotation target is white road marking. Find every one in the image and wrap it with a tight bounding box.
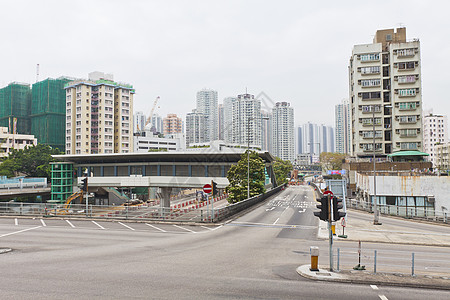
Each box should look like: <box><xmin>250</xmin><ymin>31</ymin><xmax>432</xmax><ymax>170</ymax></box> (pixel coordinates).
<box><xmin>201</xmin><ymin>226</ymin><xmax>213</xmax><ymax>231</ymax></box>
<box><xmin>118</xmin><ymin>222</ymin><xmax>135</xmax><ymax>231</ymax></box>
<box><xmin>40</xmin><ymin>219</ymin><xmax>46</xmax><ymax>227</ymax></box>
<box><xmin>273</xmin><ymin>218</ymin><xmax>280</xmax><ymax>225</ymax></box>
<box><xmin>91</xmin><ymin>221</ymin><xmax>105</xmax><ymax>230</ymax></box>
<box><xmin>370</xmin><ymin>285</ymin><xmax>378</xmax><ymax>290</ymax></box>
<box><xmin>211</xmin><ymin>225</ymin><xmax>223</xmax><ymax>231</ymax></box>
<box><xmin>265</xmin><ymin>207</ymin><xmax>276</xmax><ymax>211</ymax></box>
<box><xmin>14</xmin><ymin>218</ymin><xmax>18</xmax><ymax>226</ymax></box>
<box><xmin>66</xmin><ymin>220</ymin><xmax>75</xmax><ymax>228</ymax></box>
<box><xmin>146</xmin><ymin>223</ymin><xmax>166</xmax><ymax>232</ymax></box>
<box><xmin>298</xmin><ymin>208</ymin><xmax>306</xmax><ymax>213</ymax></box>
<box><xmin>173</xmin><ymin>225</ymin><xmax>196</xmax><ymax>233</ymax></box>
<box><xmin>379</xmin><ymin>295</ymin><xmax>388</xmax><ymax>300</ymax></box>
<box><xmin>0</xmin><ymin>226</ymin><xmax>41</xmax><ymax>238</ymax></box>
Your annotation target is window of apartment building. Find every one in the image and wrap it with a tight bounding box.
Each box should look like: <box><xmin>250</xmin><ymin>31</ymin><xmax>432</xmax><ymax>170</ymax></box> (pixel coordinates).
<box><xmin>359</xmin><ymin>66</ymin><xmax>380</xmax><ymax>74</ymax></box>
<box><xmin>398</xmin><ymin>89</ymin><xmax>417</xmax><ymax>97</ymax></box>
<box><xmin>398</xmin><ymin>75</ymin><xmax>416</xmax><ymax>84</ymax></box>
<box><xmin>360</xmin><ymin>53</ymin><xmax>380</xmax><ymax>61</ymax></box>
<box><xmin>397</xmin><ymin>48</ymin><xmax>416</xmax><ymax>57</ymax></box>
<box><xmin>398</xmin><ymin>115</ymin><xmax>418</xmax><ymax>123</ymax></box>
<box><xmin>360</xmin><ymin>79</ymin><xmax>381</xmax><ymax>87</ymax></box>
<box><xmin>399</xmin><ymin>142</ymin><xmax>419</xmax><ymax>150</ymax></box>
<box><xmin>360</xmin><ymin>91</ymin><xmax>381</xmax><ymax>100</ymax></box>
<box><xmin>397</xmin><ymin>61</ymin><xmax>416</xmax><ymax>70</ymax></box>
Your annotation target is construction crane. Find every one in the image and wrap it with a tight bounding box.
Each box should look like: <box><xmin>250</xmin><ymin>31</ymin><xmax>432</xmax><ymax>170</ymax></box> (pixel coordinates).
<box><xmin>144</xmin><ymin>96</ymin><xmax>160</xmax><ymax>130</ymax></box>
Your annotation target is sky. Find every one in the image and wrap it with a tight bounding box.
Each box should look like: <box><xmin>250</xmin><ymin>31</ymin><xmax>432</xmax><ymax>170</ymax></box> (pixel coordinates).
<box><xmin>1</xmin><ymin>0</ymin><xmax>449</xmax><ymax>127</ymax></box>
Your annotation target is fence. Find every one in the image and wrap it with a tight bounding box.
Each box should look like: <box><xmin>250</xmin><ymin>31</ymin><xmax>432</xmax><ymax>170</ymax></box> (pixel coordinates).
<box><xmin>0</xmin><ymin>185</ymin><xmax>285</xmax><ymax>223</ymax></box>
<box><xmin>346</xmin><ymin>198</ymin><xmax>449</xmax><ymax>224</ymax></box>
<box><xmin>333</xmin><ymin>244</ymin><xmax>450</xmax><ymax>276</ymax></box>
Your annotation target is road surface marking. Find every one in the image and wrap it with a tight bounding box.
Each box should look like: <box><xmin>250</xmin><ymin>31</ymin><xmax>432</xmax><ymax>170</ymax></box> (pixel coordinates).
<box><xmin>265</xmin><ymin>207</ymin><xmax>276</xmax><ymax>211</ymax></box>
<box><xmin>173</xmin><ymin>225</ymin><xmax>196</xmax><ymax>233</ymax></box>
<box><xmin>14</xmin><ymin>218</ymin><xmax>18</xmax><ymax>226</ymax></box>
<box><xmin>379</xmin><ymin>296</ymin><xmax>388</xmax><ymax>300</ymax></box>
<box><xmin>370</xmin><ymin>285</ymin><xmax>378</xmax><ymax>290</ymax></box>
<box><xmin>146</xmin><ymin>223</ymin><xmax>166</xmax><ymax>232</ymax></box>
<box><xmin>92</xmin><ymin>221</ymin><xmax>105</xmax><ymax>230</ymax></box>
<box><xmin>211</xmin><ymin>225</ymin><xmax>223</xmax><ymax>231</ymax></box>
<box><xmin>0</xmin><ymin>226</ymin><xmax>41</xmax><ymax>238</ymax></box>
<box><xmin>40</xmin><ymin>219</ymin><xmax>46</xmax><ymax>227</ymax></box>
<box><xmin>273</xmin><ymin>218</ymin><xmax>280</xmax><ymax>225</ymax></box>
<box><xmin>298</xmin><ymin>208</ymin><xmax>306</xmax><ymax>213</ymax></box>
<box><xmin>201</xmin><ymin>226</ymin><xmax>213</xmax><ymax>231</ymax></box>
<box><xmin>118</xmin><ymin>222</ymin><xmax>135</xmax><ymax>231</ymax></box>
<box><xmin>66</xmin><ymin>220</ymin><xmax>75</xmax><ymax>228</ymax></box>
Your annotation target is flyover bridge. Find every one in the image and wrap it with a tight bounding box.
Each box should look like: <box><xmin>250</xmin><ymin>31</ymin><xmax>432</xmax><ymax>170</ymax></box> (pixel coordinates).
<box><xmin>51</xmin><ymin>151</ymin><xmax>276</xmax><ymax>208</ymax></box>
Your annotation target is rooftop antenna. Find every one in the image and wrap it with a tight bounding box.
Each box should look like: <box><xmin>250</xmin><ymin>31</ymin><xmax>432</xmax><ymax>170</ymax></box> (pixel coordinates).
<box><xmin>36</xmin><ymin>64</ymin><xmax>39</xmax><ymax>83</ymax></box>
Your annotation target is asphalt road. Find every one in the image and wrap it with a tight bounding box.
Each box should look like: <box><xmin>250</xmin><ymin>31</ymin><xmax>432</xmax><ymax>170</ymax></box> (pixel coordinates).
<box><xmin>0</xmin><ymin>185</ymin><xmax>449</xmax><ymax>299</ymax></box>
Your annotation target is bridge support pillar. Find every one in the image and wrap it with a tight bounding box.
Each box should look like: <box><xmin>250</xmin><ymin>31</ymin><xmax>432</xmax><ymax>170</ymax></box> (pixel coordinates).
<box><xmin>160</xmin><ymin>187</ymin><xmax>172</xmax><ymax>216</ymax></box>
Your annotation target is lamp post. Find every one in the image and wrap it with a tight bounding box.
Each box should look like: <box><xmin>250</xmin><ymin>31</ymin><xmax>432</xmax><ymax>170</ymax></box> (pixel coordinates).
<box><xmin>247</xmin><ymin>116</ymin><xmax>269</xmax><ymax>199</ymax></box>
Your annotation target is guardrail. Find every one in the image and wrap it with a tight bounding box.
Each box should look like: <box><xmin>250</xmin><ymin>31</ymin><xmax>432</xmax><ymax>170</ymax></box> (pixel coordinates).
<box><xmin>346</xmin><ymin>198</ymin><xmax>449</xmax><ymax>224</ymax></box>
<box><xmin>0</xmin><ymin>186</ymin><xmax>285</xmax><ymax>223</ymax></box>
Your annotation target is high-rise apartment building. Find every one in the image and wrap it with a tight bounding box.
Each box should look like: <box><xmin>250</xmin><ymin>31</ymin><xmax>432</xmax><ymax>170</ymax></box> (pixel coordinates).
<box><xmin>163</xmin><ymin>114</ymin><xmax>182</xmax><ymax>135</ymax></box>
<box><xmin>298</xmin><ymin>122</ymin><xmax>335</xmax><ymax>159</ymax></box>
<box><xmin>196</xmin><ymin>89</ymin><xmax>218</xmax><ymax>141</ymax></box>
<box><xmin>133</xmin><ymin>111</ymin><xmax>146</xmax><ymax>133</ymax></box>
<box><xmin>31</xmin><ymin>77</ymin><xmax>73</xmax><ymax>152</ymax></box>
<box><xmin>65</xmin><ymin>72</ymin><xmax>134</xmax><ymax>155</ymax></box>
<box><xmin>185</xmin><ymin>109</ymin><xmax>208</xmax><ymax>147</ymax></box>
<box><xmin>272</xmin><ymin>102</ymin><xmax>294</xmax><ymax>161</ymax></box>
<box><xmin>423</xmin><ymin>113</ymin><xmax>448</xmax><ymax>167</ymax></box>
<box><xmin>231</xmin><ymin>94</ymin><xmax>262</xmax><ymax>148</ymax></box>
<box><xmin>0</xmin><ymin>82</ymin><xmax>31</xmax><ymax>135</ymax></box>
<box><xmin>349</xmin><ymin>27</ymin><xmax>423</xmax><ymax>157</ymax></box>
<box><xmin>335</xmin><ymin>99</ymin><xmax>351</xmax><ymax>154</ymax></box>
<box><xmin>150</xmin><ymin>113</ymin><xmax>164</xmax><ymax>134</ymax></box>
<box><xmin>223</xmin><ymin>97</ymin><xmax>237</xmax><ymax>143</ymax></box>
<box><xmin>261</xmin><ymin>110</ymin><xmax>272</xmax><ymax>153</ymax></box>
<box><xmin>218</xmin><ymin>104</ymin><xmax>224</xmax><ymax>140</ymax></box>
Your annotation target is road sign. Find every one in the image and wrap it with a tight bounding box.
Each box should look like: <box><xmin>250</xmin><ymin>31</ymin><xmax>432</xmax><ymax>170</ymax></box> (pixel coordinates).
<box><xmin>341</xmin><ymin>218</ymin><xmax>346</xmax><ymax>227</ymax></box>
<box><xmin>203</xmin><ymin>184</ymin><xmax>212</xmax><ymax>194</ymax></box>
<box><xmin>323</xmin><ymin>190</ymin><xmax>333</xmax><ymax>196</ymax></box>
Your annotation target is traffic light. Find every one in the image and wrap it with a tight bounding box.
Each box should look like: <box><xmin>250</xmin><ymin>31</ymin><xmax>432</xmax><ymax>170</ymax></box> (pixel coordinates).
<box><xmin>313</xmin><ymin>196</ymin><xmax>329</xmax><ymax>221</ymax></box>
<box><xmin>211</xmin><ymin>180</ymin><xmax>218</xmax><ymax>197</ymax></box>
<box><xmin>81</xmin><ymin>177</ymin><xmax>88</xmax><ymax>192</ymax></box>
<box><xmin>333</xmin><ymin>196</ymin><xmax>346</xmax><ymax>221</ymax></box>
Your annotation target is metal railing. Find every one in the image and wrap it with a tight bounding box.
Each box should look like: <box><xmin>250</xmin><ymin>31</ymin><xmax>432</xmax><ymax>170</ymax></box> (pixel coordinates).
<box><xmin>346</xmin><ymin>198</ymin><xmax>449</xmax><ymax>224</ymax></box>
<box><xmin>0</xmin><ymin>185</ymin><xmax>285</xmax><ymax>223</ymax></box>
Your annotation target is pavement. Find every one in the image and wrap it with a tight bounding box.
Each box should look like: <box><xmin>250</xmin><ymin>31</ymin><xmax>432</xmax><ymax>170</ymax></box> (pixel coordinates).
<box><xmin>297</xmin><ymin>207</ymin><xmax>450</xmax><ymax>289</ymax></box>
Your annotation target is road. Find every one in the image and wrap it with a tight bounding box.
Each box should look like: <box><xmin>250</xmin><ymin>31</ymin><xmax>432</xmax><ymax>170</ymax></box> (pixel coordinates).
<box><xmin>0</xmin><ymin>185</ymin><xmax>449</xmax><ymax>299</ymax></box>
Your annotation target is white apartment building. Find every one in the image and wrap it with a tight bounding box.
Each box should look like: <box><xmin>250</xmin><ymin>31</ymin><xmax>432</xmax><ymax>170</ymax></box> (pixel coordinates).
<box><xmin>335</xmin><ymin>99</ymin><xmax>351</xmax><ymax>154</ymax></box>
<box><xmin>231</xmin><ymin>94</ymin><xmax>262</xmax><ymax>149</ymax></box>
<box><xmin>196</xmin><ymin>89</ymin><xmax>218</xmax><ymax>142</ymax></box>
<box><xmin>218</xmin><ymin>104</ymin><xmax>224</xmax><ymax>141</ymax></box>
<box><xmin>272</xmin><ymin>102</ymin><xmax>294</xmax><ymax>161</ymax></box>
<box><xmin>133</xmin><ymin>129</ymin><xmax>183</xmax><ymax>152</ymax></box>
<box><xmin>298</xmin><ymin>123</ymin><xmax>335</xmax><ymax>155</ymax></box>
<box><xmin>65</xmin><ymin>72</ymin><xmax>134</xmax><ymax>154</ymax></box>
<box><xmin>349</xmin><ymin>27</ymin><xmax>423</xmax><ymax>158</ymax></box>
<box><xmin>436</xmin><ymin>142</ymin><xmax>450</xmax><ymax>172</ymax></box>
<box><xmin>223</xmin><ymin>97</ymin><xmax>237</xmax><ymax>143</ymax></box>
<box><xmin>423</xmin><ymin>114</ymin><xmax>448</xmax><ymax>167</ymax></box>
<box><xmin>0</xmin><ymin>127</ymin><xmax>37</xmax><ymax>158</ymax></box>
<box><xmin>133</xmin><ymin>111</ymin><xmax>146</xmax><ymax>133</ymax></box>
<box><xmin>185</xmin><ymin>110</ymin><xmax>208</xmax><ymax>147</ymax></box>
<box><xmin>261</xmin><ymin>110</ymin><xmax>272</xmax><ymax>153</ymax></box>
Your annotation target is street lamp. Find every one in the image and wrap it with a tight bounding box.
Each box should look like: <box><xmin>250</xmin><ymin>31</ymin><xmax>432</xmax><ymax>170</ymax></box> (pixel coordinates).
<box><xmin>247</xmin><ymin>116</ymin><xmax>269</xmax><ymax>199</ymax></box>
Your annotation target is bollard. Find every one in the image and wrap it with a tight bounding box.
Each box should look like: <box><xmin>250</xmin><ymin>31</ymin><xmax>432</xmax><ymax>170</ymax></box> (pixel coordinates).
<box><xmin>337</xmin><ymin>248</ymin><xmax>340</xmax><ymax>271</ymax></box>
<box><xmin>310</xmin><ymin>246</ymin><xmax>319</xmax><ymax>271</ymax></box>
<box><xmin>412</xmin><ymin>253</ymin><xmax>415</xmax><ymax>276</ymax></box>
<box><xmin>374</xmin><ymin>250</ymin><xmax>377</xmax><ymax>274</ymax></box>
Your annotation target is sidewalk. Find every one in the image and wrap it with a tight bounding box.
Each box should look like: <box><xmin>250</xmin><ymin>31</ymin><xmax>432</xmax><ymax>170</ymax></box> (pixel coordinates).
<box><xmin>318</xmin><ymin>209</ymin><xmax>450</xmax><ymax>247</ymax></box>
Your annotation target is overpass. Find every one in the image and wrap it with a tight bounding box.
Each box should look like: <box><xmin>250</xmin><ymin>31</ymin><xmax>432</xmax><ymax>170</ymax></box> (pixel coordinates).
<box><xmin>51</xmin><ymin>151</ymin><xmax>277</xmax><ymax>208</ymax></box>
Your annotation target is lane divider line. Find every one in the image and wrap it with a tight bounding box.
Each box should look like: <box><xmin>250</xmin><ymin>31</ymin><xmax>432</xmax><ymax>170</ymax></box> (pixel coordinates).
<box><xmin>173</xmin><ymin>225</ymin><xmax>196</xmax><ymax>233</ymax></box>
<box><xmin>118</xmin><ymin>222</ymin><xmax>135</xmax><ymax>231</ymax></box>
<box><xmin>273</xmin><ymin>218</ymin><xmax>280</xmax><ymax>225</ymax></box>
<box><xmin>92</xmin><ymin>221</ymin><xmax>105</xmax><ymax>230</ymax></box>
<box><xmin>40</xmin><ymin>219</ymin><xmax>46</xmax><ymax>227</ymax></box>
<box><xmin>66</xmin><ymin>220</ymin><xmax>75</xmax><ymax>228</ymax></box>
<box><xmin>0</xmin><ymin>226</ymin><xmax>42</xmax><ymax>238</ymax></box>
<box><xmin>14</xmin><ymin>218</ymin><xmax>18</xmax><ymax>226</ymax></box>
<box><xmin>145</xmin><ymin>223</ymin><xmax>166</xmax><ymax>232</ymax></box>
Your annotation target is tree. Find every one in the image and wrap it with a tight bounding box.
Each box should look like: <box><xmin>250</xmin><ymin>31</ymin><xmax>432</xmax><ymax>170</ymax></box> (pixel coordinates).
<box><xmin>273</xmin><ymin>157</ymin><xmax>293</xmax><ymax>185</ymax></box>
<box><xmin>0</xmin><ymin>144</ymin><xmax>62</xmax><ymax>180</ymax></box>
<box><xmin>226</xmin><ymin>150</ymin><xmax>266</xmax><ymax>203</ymax></box>
<box><xmin>319</xmin><ymin>152</ymin><xmax>348</xmax><ymax>172</ymax></box>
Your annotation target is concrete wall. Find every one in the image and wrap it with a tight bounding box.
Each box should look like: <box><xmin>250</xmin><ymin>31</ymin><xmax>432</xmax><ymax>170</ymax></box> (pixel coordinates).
<box><xmin>356</xmin><ymin>173</ymin><xmax>450</xmax><ymax>214</ymax></box>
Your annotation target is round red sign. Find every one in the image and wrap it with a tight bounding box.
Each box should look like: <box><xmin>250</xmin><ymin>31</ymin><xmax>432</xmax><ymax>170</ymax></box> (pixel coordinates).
<box><xmin>203</xmin><ymin>184</ymin><xmax>212</xmax><ymax>194</ymax></box>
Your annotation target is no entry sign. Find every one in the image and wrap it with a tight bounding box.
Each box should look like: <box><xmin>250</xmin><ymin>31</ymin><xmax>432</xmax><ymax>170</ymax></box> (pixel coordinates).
<box><xmin>203</xmin><ymin>184</ymin><xmax>212</xmax><ymax>194</ymax></box>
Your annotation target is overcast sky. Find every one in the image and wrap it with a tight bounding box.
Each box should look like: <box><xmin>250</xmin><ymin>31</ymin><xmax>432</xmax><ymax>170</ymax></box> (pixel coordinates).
<box><xmin>1</xmin><ymin>0</ymin><xmax>449</xmax><ymax>127</ymax></box>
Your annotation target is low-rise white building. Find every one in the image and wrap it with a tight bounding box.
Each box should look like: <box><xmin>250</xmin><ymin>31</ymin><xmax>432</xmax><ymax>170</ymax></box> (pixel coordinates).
<box><xmin>133</xmin><ymin>130</ymin><xmax>185</xmax><ymax>152</ymax></box>
<box><xmin>0</xmin><ymin>127</ymin><xmax>37</xmax><ymax>157</ymax></box>
<box><xmin>423</xmin><ymin>113</ymin><xmax>448</xmax><ymax>167</ymax></box>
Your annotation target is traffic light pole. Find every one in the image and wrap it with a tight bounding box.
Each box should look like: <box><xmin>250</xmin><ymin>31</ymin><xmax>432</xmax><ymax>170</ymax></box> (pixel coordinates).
<box><xmin>328</xmin><ymin>194</ymin><xmax>333</xmax><ymax>272</ymax></box>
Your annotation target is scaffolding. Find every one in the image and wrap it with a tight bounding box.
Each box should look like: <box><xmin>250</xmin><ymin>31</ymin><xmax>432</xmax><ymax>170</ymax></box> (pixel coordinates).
<box><xmin>0</xmin><ymin>82</ymin><xmax>32</xmax><ymax>134</ymax></box>
<box><xmin>31</xmin><ymin>77</ymin><xmax>72</xmax><ymax>152</ymax></box>
<box><xmin>51</xmin><ymin>162</ymin><xmax>74</xmax><ymax>203</ymax></box>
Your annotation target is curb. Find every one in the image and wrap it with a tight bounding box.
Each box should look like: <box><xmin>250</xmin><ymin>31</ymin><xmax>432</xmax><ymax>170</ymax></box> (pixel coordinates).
<box><xmin>296</xmin><ymin>265</ymin><xmax>450</xmax><ymax>290</ymax></box>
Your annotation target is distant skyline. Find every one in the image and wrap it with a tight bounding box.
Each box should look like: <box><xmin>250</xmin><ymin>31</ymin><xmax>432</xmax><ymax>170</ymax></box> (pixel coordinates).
<box><xmin>1</xmin><ymin>1</ymin><xmax>449</xmax><ymax>127</ymax></box>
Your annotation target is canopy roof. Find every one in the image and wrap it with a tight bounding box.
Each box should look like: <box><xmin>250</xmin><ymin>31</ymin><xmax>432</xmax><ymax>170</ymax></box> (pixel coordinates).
<box><xmin>388</xmin><ymin>151</ymin><xmax>429</xmax><ymax>157</ymax></box>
